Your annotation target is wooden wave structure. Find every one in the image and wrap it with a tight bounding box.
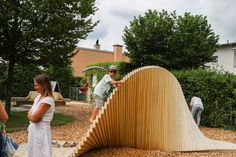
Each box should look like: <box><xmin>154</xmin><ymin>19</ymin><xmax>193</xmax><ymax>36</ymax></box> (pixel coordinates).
<box><xmin>73</xmin><ymin>66</ymin><xmax>236</xmax><ymax>156</ymax></box>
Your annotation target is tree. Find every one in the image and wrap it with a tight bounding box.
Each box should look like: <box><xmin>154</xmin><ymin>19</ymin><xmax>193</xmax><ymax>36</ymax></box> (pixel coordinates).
<box><xmin>0</xmin><ymin>0</ymin><xmax>98</xmax><ymax>114</ymax></box>
<box><xmin>0</xmin><ymin>63</ymin><xmax>8</xmax><ymax>99</ymax></box>
<box><xmin>123</xmin><ymin>9</ymin><xmax>219</xmax><ymax>70</ymax></box>
<box><xmin>44</xmin><ymin>65</ymin><xmax>76</xmax><ymax>98</ymax></box>
<box><xmin>11</xmin><ymin>63</ymin><xmax>41</xmax><ymax>97</ymax></box>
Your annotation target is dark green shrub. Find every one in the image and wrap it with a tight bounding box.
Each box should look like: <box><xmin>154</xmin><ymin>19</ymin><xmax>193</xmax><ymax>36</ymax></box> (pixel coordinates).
<box><xmin>0</xmin><ymin>64</ymin><xmax>8</xmax><ymax>99</ymax></box>
<box><xmin>172</xmin><ymin>68</ymin><xmax>236</xmax><ymax>129</ymax></box>
<box><xmin>1</xmin><ymin>63</ymin><xmax>42</xmax><ymax>98</ymax></box>
<box><xmin>44</xmin><ymin>65</ymin><xmax>76</xmax><ymax>98</ymax></box>
<box><xmin>11</xmin><ymin>64</ymin><xmax>41</xmax><ymax>97</ymax></box>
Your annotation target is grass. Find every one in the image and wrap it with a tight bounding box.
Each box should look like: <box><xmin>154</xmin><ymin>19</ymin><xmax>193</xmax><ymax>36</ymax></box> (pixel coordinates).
<box><xmin>5</xmin><ymin>111</ymin><xmax>74</xmax><ymax>133</ymax></box>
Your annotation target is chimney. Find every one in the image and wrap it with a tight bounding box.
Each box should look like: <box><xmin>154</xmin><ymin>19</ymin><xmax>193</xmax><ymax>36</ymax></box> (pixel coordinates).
<box><xmin>94</xmin><ymin>39</ymin><xmax>100</xmax><ymax>50</ymax></box>
<box><xmin>113</xmin><ymin>45</ymin><xmax>123</xmax><ymax>61</ymax></box>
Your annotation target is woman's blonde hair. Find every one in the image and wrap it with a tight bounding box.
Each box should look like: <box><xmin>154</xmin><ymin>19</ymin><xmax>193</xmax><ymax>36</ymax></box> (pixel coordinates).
<box><xmin>34</xmin><ymin>74</ymin><xmax>53</xmax><ymax>97</ymax></box>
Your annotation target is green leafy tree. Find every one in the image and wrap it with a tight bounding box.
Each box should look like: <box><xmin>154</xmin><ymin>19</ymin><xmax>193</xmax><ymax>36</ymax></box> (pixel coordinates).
<box><xmin>123</xmin><ymin>9</ymin><xmax>219</xmax><ymax>70</ymax></box>
<box><xmin>44</xmin><ymin>65</ymin><xmax>76</xmax><ymax>98</ymax></box>
<box><xmin>11</xmin><ymin>63</ymin><xmax>42</xmax><ymax>97</ymax></box>
<box><xmin>0</xmin><ymin>63</ymin><xmax>8</xmax><ymax>99</ymax></box>
<box><xmin>0</xmin><ymin>0</ymin><xmax>98</xmax><ymax>114</ymax></box>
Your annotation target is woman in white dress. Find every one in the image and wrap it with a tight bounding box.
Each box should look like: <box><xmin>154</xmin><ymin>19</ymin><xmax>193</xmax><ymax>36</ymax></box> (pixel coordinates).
<box><xmin>25</xmin><ymin>74</ymin><xmax>55</xmax><ymax>157</ymax></box>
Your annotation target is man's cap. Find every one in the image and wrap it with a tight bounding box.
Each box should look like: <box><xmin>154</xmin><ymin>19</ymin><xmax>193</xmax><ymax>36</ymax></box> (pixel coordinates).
<box><xmin>108</xmin><ymin>65</ymin><xmax>117</xmax><ymax>71</ymax></box>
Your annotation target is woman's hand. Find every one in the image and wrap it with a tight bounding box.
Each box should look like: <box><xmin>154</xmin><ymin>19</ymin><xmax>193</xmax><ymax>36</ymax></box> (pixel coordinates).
<box><xmin>117</xmin><ymin>80</ymin><xmax>124</xmax><ymax>87</ymax></box>
<box><xmin>27</xmin><ymin>110</ymin><xmax>32</xmax><ymax>121</ymax></box>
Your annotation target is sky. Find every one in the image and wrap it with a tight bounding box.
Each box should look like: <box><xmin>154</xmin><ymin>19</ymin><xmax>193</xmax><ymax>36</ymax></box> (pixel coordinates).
<box><xmin>78</xmin><ymin>0</ymin><xmax>236</xmax><ymax>51</ymax></box>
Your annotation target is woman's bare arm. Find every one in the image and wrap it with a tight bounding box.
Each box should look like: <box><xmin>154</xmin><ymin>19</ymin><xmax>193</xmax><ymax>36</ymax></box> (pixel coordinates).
<box><xmin>28</xmin><ymin>103</ymin><xmax>51</xmax><ymax>123</ymax></box>
<box><xmin>0</xmin><ymin>101</ymin><xmax>8</xmax><ymax>122</ymax></box>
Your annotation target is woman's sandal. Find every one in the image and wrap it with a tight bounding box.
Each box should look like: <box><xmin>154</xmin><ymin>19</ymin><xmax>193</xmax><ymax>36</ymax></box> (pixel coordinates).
<box><xmin>62</xmin><ymin>141</ymin><xmax>77</xmax><ymax>147</ymax></box>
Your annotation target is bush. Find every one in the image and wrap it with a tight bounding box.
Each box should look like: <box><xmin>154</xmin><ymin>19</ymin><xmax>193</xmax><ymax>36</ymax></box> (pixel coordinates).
<box><xmin>44</xmin><ymin>65</ymin><xmax>76</xmax><ymax>98</ymax></box>
<box><xmin>172</xmin><ymin>68</ymin><xmax>236</xmax><ymax>129</ymax></box>
<box><xmin>0</xmin><ymin>64</ymin><xmax>8</xmax><ymax>99</ymax></box>
<box><xmin>11</xmin><ymin>64</ymin><xmax>41</xmax><ymax>97</ymax></box>
<box><xmin>0</xmin><ymin>63</ymin><xmax>41</xmax><ymax>98</ymax></box>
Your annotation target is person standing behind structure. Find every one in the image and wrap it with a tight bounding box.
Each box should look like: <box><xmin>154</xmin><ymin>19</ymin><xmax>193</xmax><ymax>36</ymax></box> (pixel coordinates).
<box><xmin>25</xmin><ymin>74</ymin><xmax>55</xmax><ymax>157</ymax></box>
<box><xmin>89</xmin><ymin>65</ymin><xmax>123</xmax><ymax>122</ymax></box>
<box><xmin>190</xmin><ymin>96</ymin><xmax>204</xmax><ymax>126</ymax></box>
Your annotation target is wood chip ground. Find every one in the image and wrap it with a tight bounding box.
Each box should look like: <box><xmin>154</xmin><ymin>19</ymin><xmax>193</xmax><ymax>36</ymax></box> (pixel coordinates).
<box><xmin>9</xmin><ymin>101</ymin><xmax>236</xmax><ymax>157</ymax></box>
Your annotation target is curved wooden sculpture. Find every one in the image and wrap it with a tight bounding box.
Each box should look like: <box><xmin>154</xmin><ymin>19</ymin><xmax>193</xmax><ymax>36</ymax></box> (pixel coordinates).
<box><xmin>73</xmin><ymin>66</ymin><xmax>236</xmax><ymax>156</ymax></box>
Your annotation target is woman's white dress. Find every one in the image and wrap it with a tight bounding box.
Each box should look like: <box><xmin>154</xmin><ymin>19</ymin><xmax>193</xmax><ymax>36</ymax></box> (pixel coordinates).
<box><xmin>25</xmin><ymin>95</ymin><xmax>55</xmax><ymax>157</ymax></box>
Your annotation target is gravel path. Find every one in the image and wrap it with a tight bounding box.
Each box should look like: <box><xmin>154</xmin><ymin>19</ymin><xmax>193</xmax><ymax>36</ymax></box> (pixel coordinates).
<box><xmin>8</xmin><ymin>102</ymin><xmax>236</xmax><ymax>157</ymax></box>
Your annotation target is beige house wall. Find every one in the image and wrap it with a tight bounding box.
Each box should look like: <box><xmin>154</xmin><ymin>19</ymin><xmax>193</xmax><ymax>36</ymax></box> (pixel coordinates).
<box><xmin>206</xmin><ymin>42</ymin><xmax>236</xmax><ymax>74</ymax></box>
<box><xmin>71</xmin><ymin>45</ymin><xmax>129</xmax><ymax>77</ymax></box>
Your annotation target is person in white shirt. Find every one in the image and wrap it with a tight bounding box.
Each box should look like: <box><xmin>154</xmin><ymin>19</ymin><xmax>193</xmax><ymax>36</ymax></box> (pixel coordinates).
<box><xmin>89</xmin><ymin>65</ymin><xmax>123</xmax><ymax>122</ymax></box>
<box><xmin>25</xmin><ymin>74</ymin><xmax>55</xmax><ymax>157</ymax></box>
<box><xmin>190</xmin><ymin>96</ymin><xmax>204</xmax><ymax>126</ymax></box>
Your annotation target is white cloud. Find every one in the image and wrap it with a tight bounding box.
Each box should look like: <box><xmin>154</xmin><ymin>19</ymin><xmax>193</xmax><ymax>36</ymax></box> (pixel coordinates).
<box><xmin>78</xmin><ymin>0</ymin><xmax>236</xmax><ymax>51</ymax></box>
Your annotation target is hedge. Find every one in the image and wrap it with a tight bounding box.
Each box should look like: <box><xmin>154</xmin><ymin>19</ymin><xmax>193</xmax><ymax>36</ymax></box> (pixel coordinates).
<box><xmin>172</xmin><ymin>68</ymin><xmax>236</xmax><ymax>129</ymax></box>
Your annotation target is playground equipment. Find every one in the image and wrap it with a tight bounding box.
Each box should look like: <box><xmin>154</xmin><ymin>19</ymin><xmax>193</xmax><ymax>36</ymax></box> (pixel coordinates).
<box><xmin>71</xmin><ymin>66</ymin><xmax>236</xmax><ymax>156</ymax></box>
<box><xmin>82</xmin><ymin>66</ymin><xmax>107</xmax><ymax>73</ymax></box>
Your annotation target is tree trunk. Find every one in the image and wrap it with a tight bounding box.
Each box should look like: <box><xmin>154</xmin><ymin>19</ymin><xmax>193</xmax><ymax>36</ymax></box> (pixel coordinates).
<box><xmin>5</xmin><ymin>59</ymin><xmax>15</xmax><ymax>115</ymax></box>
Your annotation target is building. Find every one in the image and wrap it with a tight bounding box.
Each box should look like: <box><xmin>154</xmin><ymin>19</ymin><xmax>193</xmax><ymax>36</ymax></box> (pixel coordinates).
<box><xmin>71</xmin><ymin>41</ymin><xmax>129</xmax><ymax>77</ymax></box>
<box><xmin>72</xmin><ymin>41</ymin><xmax>236</xmax><ymax>76</ymax></box>
<box><xmin>207</xmin><ymin>42</ymin><xmax>236</xmax><ymax>74</ymax></box>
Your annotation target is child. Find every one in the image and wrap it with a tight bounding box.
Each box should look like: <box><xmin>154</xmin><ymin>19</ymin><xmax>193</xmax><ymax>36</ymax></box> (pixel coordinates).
<box><xmin>89</xmin><ymin>65</ymin><xmax>123</xmax><ymax>122</ymax></box>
